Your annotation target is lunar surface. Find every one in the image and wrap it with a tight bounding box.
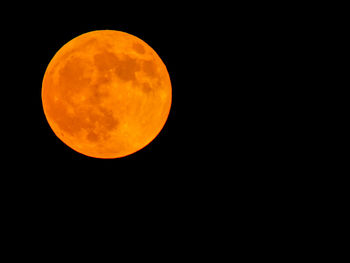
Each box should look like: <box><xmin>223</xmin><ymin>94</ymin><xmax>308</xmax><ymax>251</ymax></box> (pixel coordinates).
<box><xmin>42</xmin><ymin>30</ymin><xmax>172</xmax><ymax>158</ymax></box>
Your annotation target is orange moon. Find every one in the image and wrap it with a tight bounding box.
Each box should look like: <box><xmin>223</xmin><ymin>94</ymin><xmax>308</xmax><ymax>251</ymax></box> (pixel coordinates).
<box><xmin>42</xmin><ymin>30</ymin><xmax>172</xmax><ymax>158</ymax></box>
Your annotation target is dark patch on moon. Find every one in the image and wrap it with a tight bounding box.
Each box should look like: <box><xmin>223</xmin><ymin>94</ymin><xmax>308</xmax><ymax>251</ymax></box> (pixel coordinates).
<box><xmin>47</xmin><ymin>92</ymin><xmax>119</xmax><ymax>143</ymax></box>
<box><xmin>94</xmin><ymin>51</ymin><xmax>120</xmax><ymax>72</ymax></box>
<box><xmin>58</xmin><ymin>57</ymin><xmax>91</xmax><ymax>94</ymax></box>
<box><xmin>87</xmin><ymin>84</ymin><xmax>109</xmax><ymax>104</ymax></box>
<box><xmin>142</xmin><ymin>60</ymin><xmax>157</xmax><ymax>77</ymax></box>
<box><xmin>97</xmin><ymin>106</ymin><xmax>119</xmax><ymax>130</ymax></box>
<box><xmin>87</xmin><ymin>131</ymin><xmax>99</xmax><ymax>142</ymax></box>
<box><xmin>83</xmin><ymin>106</ymin><xmax>119</xmax><ymax>142</ymax></box>
<box><xmin>133</xmin><ymin>42</ymin><xmax>145</xmax><ymax>54</ymax></box>
<box><xmin>49</xmin><ymin>50</ymin><xmax>122</xmax><ymax>142</ymax></box>
<box><xmin>94</xmin><ymin>50</ymin><xmax>141</xmax><ymax>82</ymax></box>
<box><xmin>142</xmin><ymin>82</ymin><xmax>152</xmax><ymax>93</ymax></box>
<box><xmin>114</xmin><ymin>55</ymin><xmax>141</xmax><ymax>81</ymax></box>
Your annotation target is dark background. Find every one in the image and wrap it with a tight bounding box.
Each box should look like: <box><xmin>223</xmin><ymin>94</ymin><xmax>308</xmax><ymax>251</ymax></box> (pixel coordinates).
<box><xmin>0</xmin><ymin>3</ymin><xmax>326</xmax><ymax>256</ymax></box>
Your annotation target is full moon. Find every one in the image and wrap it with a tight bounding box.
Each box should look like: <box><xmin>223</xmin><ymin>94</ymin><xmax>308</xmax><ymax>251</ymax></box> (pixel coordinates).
<box><xmin>42</xmin><ymin>30</ymin><xmax>172</xmax><ymax>158</ymax></box>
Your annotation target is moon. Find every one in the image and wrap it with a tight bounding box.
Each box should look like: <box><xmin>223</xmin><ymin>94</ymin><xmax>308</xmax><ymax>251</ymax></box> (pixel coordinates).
<box><xmin>42</xmin><ymin>30</ymin><xmax>172</xmax><ymax>158</ymax></box>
